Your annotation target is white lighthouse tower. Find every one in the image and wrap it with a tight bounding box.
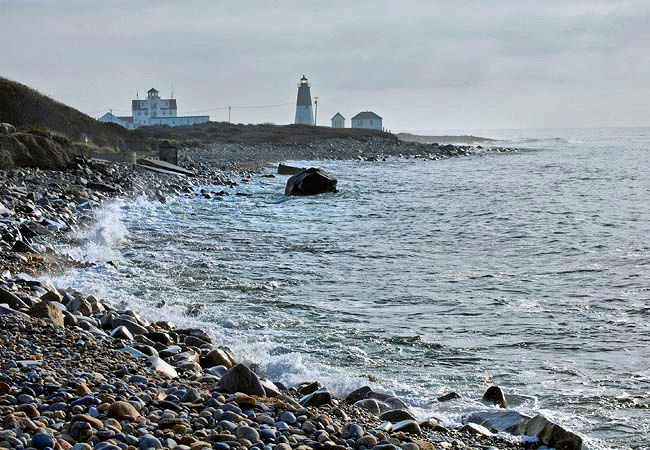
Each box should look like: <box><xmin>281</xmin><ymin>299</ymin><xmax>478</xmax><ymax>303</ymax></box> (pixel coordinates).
<box><xmin>294</xmin><ymin>75</ymin><xmax>314</xmax><ymax>125</ymax></box>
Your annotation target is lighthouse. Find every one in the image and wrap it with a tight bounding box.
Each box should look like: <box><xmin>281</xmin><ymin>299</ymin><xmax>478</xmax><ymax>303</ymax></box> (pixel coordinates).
<box><xmin>294</xmin><ymin>75</ymin><xmax>314</xmax><ymax>125</ymax></box>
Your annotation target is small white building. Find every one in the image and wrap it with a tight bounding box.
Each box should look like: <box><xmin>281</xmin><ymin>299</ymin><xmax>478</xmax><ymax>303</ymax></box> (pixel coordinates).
<box><xmin>99</xmin><ymin>87</ymin><xmax>209</xmax><ymax>129</ymax></box>
<box><xmin>331</xmin><ymin>112</ymin><xmax>345</xmax><ymax>128</ymax></box>
<box><xmin>351</xmin><ymin>111</ymin><xmax>382</xmax><ymax>130</ymax></box>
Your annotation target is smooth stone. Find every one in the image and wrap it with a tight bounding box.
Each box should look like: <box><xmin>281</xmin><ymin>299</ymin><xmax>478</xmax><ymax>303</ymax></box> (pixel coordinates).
<box><xmin>149</xmin><ymin>356</ymin><xmax>178</xmax><ymax>379</ymax></box>
<box><xmin>71</xmin><ymin>444</ymin><xmax>93</xmax><ymax>450</ymax></box>
<box><xmin>201</xmin><ymin>349</ymin><xmax>234</xmax><ymax>368</ymax></box>
<box><xmin>236</xmin><ymin>426</ymin><xmax>260</xmax><ymax>442</ymax></box>
<box><xmin>110</xmin><ymin>326</ymin><xmax>134</xmax><ymax>341</ymax></box>
<box><xmin>379</xmin><ymin>409</ymin><xmax>416</xmax><ymax>423</ymax></box>
<box><xmin>343</xmin><ymin>423</ymin><xmax>364</xmax><ymax>439</ymax></box>
<box><xmin>392</xmin><ymin>420</ymin><xmax>421</xmax><ymax>435</ymax></box>
<box><xmin>218</xmin><ymin>420</ymin><xmax>237</xmax><ymax>433</ymax></box>
<box><xmin>357</xmin><ymin>435</ymin><xmax>378</xmax><ymax>448</ymax></box>
<box><xmin>182</xmin><ymin>387</ymin><xmax>202</xmax><ymax>403</ymax></box>
<box><xmin>216</xmin><ymin>363</ymin><xmax>265</xmax><ymax>396</ymax></box>
<box><xmin>112</xmin><ymin>317</ymin><xmax>148</xmax><ymax>335</ymax></box>
<box><xmin>108</xmin><ymin>401</ymin><xmax>140</xmax><ymax>420</ymax></box>
<box><xmin>371</xmin><ymin>445</ymin><xmax>400</xmax><ymax>450</ymax></box>
<box><xmin>205</xmin><ymin>365</ymin><xmax>228</xmax><ymax>377</ymax></box>
<box><xmin>31</xmin><ymin>432</ymin><xmax>55</xmax><ymax>450</ymax></box>
<box><xmin>139</xmin><ymin>434</ymin><xmax>163</xmax><ymax>449</ymax></box>
<box><xmin>464</xmin><ymin>410</ymin><xmax>530</xmax><ymax>434</ymax></box>
<box><xmin>118</xmin><ymin>346</ymin><xmax>148</xmax><ymax>359</ymax></box>
<box><xmin>129</xmin><ymin>375</ymin><xmax>149</xmax><ymax>384</ymax></box>
<box><xmin>299</xmin><ymin>390</ymin><xmax>332</xmax><ymax>407</ymax></box>
<box><xmin>345</xmin><ymin>386</ymin><xmax>372</xmax><ymax>404</ymax></box>
<box><xmin>460</xmin><ymin>422</ymin><xmax>494</xmax><ymax>437</ymax></box>
<box><xmin>280</xmin><ymin>412</ymin><xmax>296</xmax><ymax>424</ymax></box>
<box><xmin>259</xmin><ymin>429</ymin><xmax>276</xmax><ymax>441</ymax></box>
<box><xmin>354</xmin><ymin>398</ymin><xmax>381</xmax><ymax>415</ymax></box>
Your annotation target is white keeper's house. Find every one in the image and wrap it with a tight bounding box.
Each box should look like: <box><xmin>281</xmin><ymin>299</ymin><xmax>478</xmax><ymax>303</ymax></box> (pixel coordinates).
<box><xmin>98</xmin><ymin>88</ymin><xmax>209</xmax><ymax>129</ymax></box>
<box><xmin>351</xmin><ymin>111</ymin><xmax>382</xmax><ymax>130</ymax></box>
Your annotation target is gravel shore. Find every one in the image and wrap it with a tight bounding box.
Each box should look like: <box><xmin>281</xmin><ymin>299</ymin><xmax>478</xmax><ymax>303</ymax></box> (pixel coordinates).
<box><xmin>0</xmin><ymin>142</ymin><xmax>583</xmax><ymax>450</ymax></box>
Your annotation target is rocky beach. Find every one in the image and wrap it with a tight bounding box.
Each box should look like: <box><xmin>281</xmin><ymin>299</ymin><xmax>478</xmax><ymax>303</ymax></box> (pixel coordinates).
<box><xmin>0</xmin><ymin>126</ymin><xmax>587</xmax><ymax>450</ymax></box>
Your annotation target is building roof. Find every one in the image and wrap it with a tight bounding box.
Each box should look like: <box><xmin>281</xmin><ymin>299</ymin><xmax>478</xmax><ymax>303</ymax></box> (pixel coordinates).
<box><xmin>148</xmin><ymin>87</ymin><xmax>158</xmax><ymax>93</ymax></box>
<box><xmin>331</xmin><ymin>112</ymin><xmax>345</xmax><ymax>120</ymax></box>
<box><xmin>351</xmin><ymin>111</ymin><xmax>382</xmax><ymax>120</ymax></box>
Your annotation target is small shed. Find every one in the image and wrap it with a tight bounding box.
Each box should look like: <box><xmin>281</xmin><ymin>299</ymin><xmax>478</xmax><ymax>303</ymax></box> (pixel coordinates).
<box><xmin>331</xmin><ymin>113</ymin><xmax>345</xmax><ymax>128</ymax></box>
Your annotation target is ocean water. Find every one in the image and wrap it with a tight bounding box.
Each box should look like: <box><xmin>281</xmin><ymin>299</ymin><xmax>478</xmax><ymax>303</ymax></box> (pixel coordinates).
<box><xmin>51</xmin><ymin>128</ymin><xmax>650</xmax><ymax>449</ymax></box>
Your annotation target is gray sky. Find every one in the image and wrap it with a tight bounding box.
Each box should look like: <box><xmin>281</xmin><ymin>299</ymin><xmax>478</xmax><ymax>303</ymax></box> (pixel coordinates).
<box><xmin>2</xmin><ymin>0</ymin><xmax>649</xmax><ymax>131</ymax></box>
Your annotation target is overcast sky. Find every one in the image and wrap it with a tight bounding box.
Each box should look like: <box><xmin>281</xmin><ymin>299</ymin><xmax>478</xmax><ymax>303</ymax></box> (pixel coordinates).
<box><xmin>2</xmin><ymin>0</ymin><xmax>649</xmax><ymax>131</ymax></box>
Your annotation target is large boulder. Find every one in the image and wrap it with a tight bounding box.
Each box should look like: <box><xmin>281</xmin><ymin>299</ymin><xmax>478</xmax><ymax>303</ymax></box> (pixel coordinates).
<box><xmin>285</xmin><ymin>168</ymin><xmax>337</xmax><ymax>196</ymax></box>
<box><xmin>29</xmin><ymin>301</ymin><xmax>64</xmax><ymax>327</ymax></box>
<box><xmin>216</xmin><ymin>363</ymin><xmax>266</xmax><ymax>396</ymax></box>
<box><xmin>464</xmin><ymin>410</ymin><xmax>530</xmax><ymax>434</ymax></box>
<box><xmin>520</xmin><ymin>414</ymin><xmax>583</xmax><ymax>450</ymax></box>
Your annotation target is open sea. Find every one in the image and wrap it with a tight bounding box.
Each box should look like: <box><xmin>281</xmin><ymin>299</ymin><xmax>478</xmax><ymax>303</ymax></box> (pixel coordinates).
<box><xmin>51</xmin><ymin>128</ymin><xmax>650</xmax><ymax>449</ymax></box>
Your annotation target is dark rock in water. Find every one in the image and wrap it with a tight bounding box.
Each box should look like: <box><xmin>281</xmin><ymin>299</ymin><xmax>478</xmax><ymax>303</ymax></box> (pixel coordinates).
<box><xmin>521</xmin><ymin>414</ymin><xmax>583</xmax><ymax>450</ymax></box>
<box><xmin>285</xmin><ymin>168</ymin><xmax>337</xmax><ymax>196</ymax></box>
<box><xmin>482</xmin><ymin>385</ymin><xmax>508</xmax><ymax>408</ymax></box>
<box><xmin>299</xmin><ymin>389</ymin><xmax>332</xmax><ymax>407</ymax></box>
<box><xmin>438</xmin><ymin>392</ymin><xmax>461</xmax><ymax>402</ymax></box>
<box><xmin>464</xmin><ymin>410</ymin><xmax>530</xmax><ymax>434</ymax></box>
<box><xmin>217</xmin><ymin>363</ymin><xmax>266</xmax><ymax>396</ymax></box>
<box><xmin>345</xmin><ymin>385</ymin><xmax>372</xmax><ymax>404</ymax></box>
<box><xmin>380</xmin><ymin>409</ymin><xmax>416</xmax><ymax>423</ymax></box>
<box><xmin>278</xmin><ymin>163</ymin><xmax>305</xmax><ymax>175</ymax></box>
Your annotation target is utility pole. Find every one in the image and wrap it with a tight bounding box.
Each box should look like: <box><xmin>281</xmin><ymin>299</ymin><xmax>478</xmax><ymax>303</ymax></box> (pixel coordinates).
<box><xmin>228</xmin><ymin>106</ymin><xmax>231</xmax><ymax>123</ymax></box>
<box><xmin>313</xmin><ymin>97</ymin><xmax>319</xmax><ymax>126</ymax></box>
